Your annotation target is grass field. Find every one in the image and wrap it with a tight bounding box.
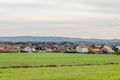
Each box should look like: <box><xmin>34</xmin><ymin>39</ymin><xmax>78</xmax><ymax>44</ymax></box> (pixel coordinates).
<box><xmin>0</xmin><ymin>53</ymin><xmax>120</xmax><ymax>80</ymax></box>
<box><xmin>0</xmin><ymin>65</ymin><xmax>120</xmax><ymax>80</ymax></box>
<box><xmin>0</xmin><ymin>53</ymin><xmax>120</xmax><ymax>67</ymax></box>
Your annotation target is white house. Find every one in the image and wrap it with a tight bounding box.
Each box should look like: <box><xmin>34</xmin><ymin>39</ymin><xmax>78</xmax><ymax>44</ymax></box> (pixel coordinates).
<box><xmin>76</xmin><ymin>45</ymin><xmax>88</xmax><ymax>53</ymax></box>
<box><xmin>20</xmin><ymin>46</ymin><xmax>34</xmax><ymax>53</ymax></box>
<box><xmin>24</xmin><ymin>46</ymin><xmax>34</xmax><ymax>53</ymax></box>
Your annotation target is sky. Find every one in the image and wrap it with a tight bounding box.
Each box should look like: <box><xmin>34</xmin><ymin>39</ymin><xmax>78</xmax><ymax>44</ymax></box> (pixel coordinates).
<box><xmin>0</xmin><ymin>0</ymin><xmax>120</xmax><ymax>39</ymax></box>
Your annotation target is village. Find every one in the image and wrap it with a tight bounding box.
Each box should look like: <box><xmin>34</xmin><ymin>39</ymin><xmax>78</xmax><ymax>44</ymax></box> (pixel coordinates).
<box><xmin>0</xmin><ymin>42</ymin><xmax>120</xmax><ymax>54</ymax></box>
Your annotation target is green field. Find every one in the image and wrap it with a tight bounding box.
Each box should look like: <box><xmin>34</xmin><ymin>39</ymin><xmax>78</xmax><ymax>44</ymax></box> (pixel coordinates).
<box><xmin>0</xmin><ymin>53</ymin><xmax>120</xmax><ymax>80</ymax></box>
<box><xmin>0</xmin><ymin>65</ymin><xmax>120</xmax><ymax>80</ymax></box>
<box><xmin>0</xmin><ymin>53</ymin><xmax>120</xmax><ymax>67</ymax></box>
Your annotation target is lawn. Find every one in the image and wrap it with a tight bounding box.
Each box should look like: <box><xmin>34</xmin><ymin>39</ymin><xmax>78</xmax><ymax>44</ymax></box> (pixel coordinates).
<box><xmin>0</xmin><ymin>53</ymin><xmax>120</xmax><ymax>67</ymax></box>
<box><xmin>0</xmin><ymin>64</ymin><xmax>120</xmax><ymax>80</ymax></box>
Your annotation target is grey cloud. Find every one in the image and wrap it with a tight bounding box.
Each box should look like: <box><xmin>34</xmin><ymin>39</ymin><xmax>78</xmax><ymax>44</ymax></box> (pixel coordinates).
<box><xmin>0</xmin><ymin>3</ymin><xmax>52</xmax><ymax>8</ymax></box>
<box><xmin>61</xmin><ymin>0</ymin><xmax>120</xmax><ymax>13</ymax></box>
<box><xmin>0</xmin><ymin>0</ymin><xmax>120</xmax><ymax>38</ymax></box>
<box><xmin>0</xmin><ymin>0</ymin><xmax>120</xmax><ymax>13</ymax></box>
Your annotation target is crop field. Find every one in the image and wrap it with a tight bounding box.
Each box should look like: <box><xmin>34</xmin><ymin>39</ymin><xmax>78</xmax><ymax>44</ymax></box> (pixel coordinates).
<box><xmin>0</xmin><ymin>53</ymin><xmax>120</xmax><ymax>80</ymax></box>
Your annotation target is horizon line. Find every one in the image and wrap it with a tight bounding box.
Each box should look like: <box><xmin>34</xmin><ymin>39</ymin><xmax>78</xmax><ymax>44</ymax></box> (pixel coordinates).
<box><xmin>0</xmin><ymin>35</ymin><xmax>119</xmax><ymax>40</ymax></box>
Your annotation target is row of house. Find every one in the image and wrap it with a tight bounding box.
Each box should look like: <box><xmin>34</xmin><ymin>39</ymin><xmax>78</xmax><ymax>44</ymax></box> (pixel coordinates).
<box><xmin>0</xmin><ymin>44</ymin><xmax>120</xmax><ymax>53</ymax></box>
<box><xmin>76</xmin><ymin>44</ymin><xmax>120</xmax><ymax>53</ymax></box>
<box><xmin>0</xmin><ymin>45</ymin><xmax>34</xmax><ymax>53</ymax></box>
<box><xmin>0</xmin><ymin>45</ymin><xmax>75</xmax><ymax>53</ymax></box>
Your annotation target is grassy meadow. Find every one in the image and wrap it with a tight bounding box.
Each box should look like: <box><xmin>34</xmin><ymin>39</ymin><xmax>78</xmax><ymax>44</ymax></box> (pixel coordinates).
<box><xmin>0</xmin><ymin>53</ymin><xmax>120</xmax><ymax>80</ymax></box>
<box><xmin>0</xmin><ymin>65</ymin><xmax>120</xmax><ymax>80</ymax></box>
<box><xmin>0</xmin><ymin>53</ymin><xmax>120</xmax><ymax>67</ymax></box>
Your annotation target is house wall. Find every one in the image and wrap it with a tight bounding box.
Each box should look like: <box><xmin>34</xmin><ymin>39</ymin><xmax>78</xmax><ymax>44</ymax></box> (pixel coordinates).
<box><xmin>115</xmin><ymin>48</ymin><xmax>120</xmax><ymax>53</ymax></box>
<box><xmin>118</xmin><ymin>49</ymin><xmax>120</xmax><ymax>53</ymax></box>
<box><xmin>76</xmin><ymin>46</ymin><xmax>88</xmax><ymax>53</ymax></box>
<box><xmin>24</xmin><ymin>47</ymin><xmax>32</xmax><ymax>53</ymax></box>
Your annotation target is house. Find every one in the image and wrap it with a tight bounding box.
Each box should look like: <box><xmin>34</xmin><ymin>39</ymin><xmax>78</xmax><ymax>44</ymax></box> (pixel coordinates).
<box><xmin>50</xmin><ymin>45</ymin><xmax>61</xmax><ymax>52</ymax></box>
<box><xmin>0</xmin><ymin>47</ymin><xmax>5</xmax><ymax>52</ymax></box>
<box><xmin>50</xmin><ymin>45</ymin><xmax>75</xmax><ymax>53</ymax></box>
<box><xmin>101</xmin><ymin>45</ymin><xmax>115</xmax><ymax>53</ymax></box>
<box><xmin>114</xmin><ymin>46</ymin><xmax>120</xmax><ymax>53</ymax></box>
<box><xmin>76</xmin><ymin>44</ymin><xmax>89</xmax><ymax>53</ymax></box>
<box><xmin>89</xmin><ymin>48</ymin><xmax>101</xmax><ymax>53</ymax></box>
<box><xmin>51</xmin><ymin>46</ymin><xmax>61</xmax><ymax>52</ymax></box>
<box><xmin>34</xmin><ymin>45</ymin><xmax>47</xmax><ymax>52</ymax></box>
<box><xmin>4</xmin><ymin>45</ymin><xmax>20</xmax><ymax>53</ymax></box>
<box><xmin>20</xmin><ymin>46</ymin><xmax>33</xmax><ymax>53</ymax></box>
<box><xmin>66</xmin><ymin>46</ymin><xmax>75</xmax><ymax>52</ymax></box>
<box><xmin>89</xmin><ymin>44</ymin><xmax>102</xmax><ymax>53</ymax></box>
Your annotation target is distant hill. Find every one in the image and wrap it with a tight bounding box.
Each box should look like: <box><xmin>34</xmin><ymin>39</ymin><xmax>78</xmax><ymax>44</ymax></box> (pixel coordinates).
<box><xmin>0</xmin><ymin>36</ymin><xmax>120</xmax><ymax>45</ymax></box>
<box><xmin>0</xmin><ymin>36</ymin><xmax>80</xmax><ymax>42</ymax></box>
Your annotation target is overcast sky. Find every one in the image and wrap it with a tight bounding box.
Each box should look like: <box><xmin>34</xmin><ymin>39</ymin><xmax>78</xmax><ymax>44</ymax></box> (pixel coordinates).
<box><xmin>0</xmin><ymin>0</ymin><xmax>120</xmax><ymax>39</ymax></box>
